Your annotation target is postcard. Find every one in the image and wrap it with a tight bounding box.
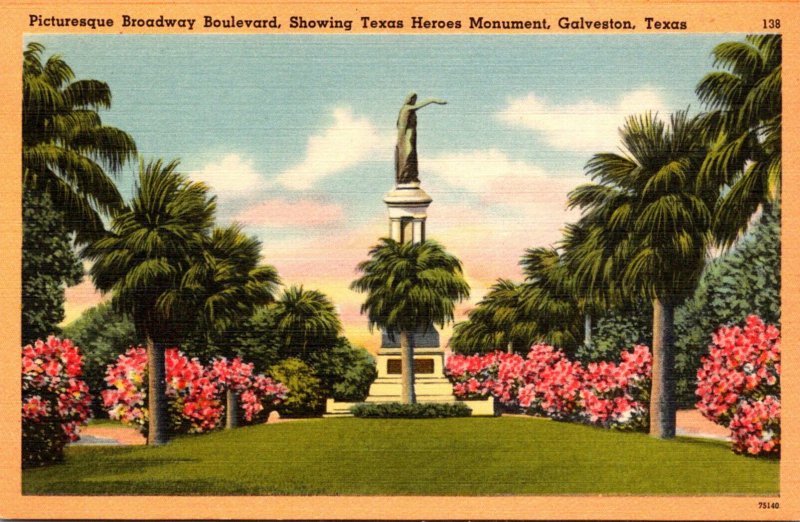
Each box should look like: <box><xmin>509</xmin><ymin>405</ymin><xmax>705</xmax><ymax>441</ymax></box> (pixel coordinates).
<box><xmin>1</xmin><ymin>0</ymin><xmax>797</xmax><ymax>519</ymax></box>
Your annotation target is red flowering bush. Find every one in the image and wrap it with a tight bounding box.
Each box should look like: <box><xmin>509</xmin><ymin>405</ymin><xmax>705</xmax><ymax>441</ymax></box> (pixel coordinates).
<box><xmin>446</xmin><ymin>351</ymin><xmax>526</xmax><ymax>405</ymax></box>
<box><xmin>524</xmin><ymin>357</ymin><xmax>585</xmax><ymax>421</ymax></box>
<box><xmin>102</xmin><ymin>348</ymin><xmax>288</xmax><ymax>436</ymax></box>
<box><xmin>210</xmin><ymin>357</ymin><xmax>289</xmax><ymax>423</ymax></box>
<box><xmin>696</xmin><ymin>316</ymin><xmax>780</xmax><ymax>456</ymax></box>
<box><xmin>446</xmin><ymin>352</ymin><xmax>494</xmax><ymax>399</ymax></box>
<box><xmin>166</xmin><ymin>349</ymin><xmax>224</xmax><ymax>434</ymax></box>
<box><xmin>22</xmin><ymin>337</ymin><xmax>92</xmax><ymax>467</ymax></box>
<box><xmin>578</xmin><ymin>345</ymin><xmax>651</xmax><ymax>430</ymax></box>
<box><xmin>447</xmin><ymin>344</ymin><xmax>652</xmax><ymax>430</ymax></box>
<box><xmin>102</xmin><ymin>347</ymin><xmax>148</xmax><ymax>431</ymax></box>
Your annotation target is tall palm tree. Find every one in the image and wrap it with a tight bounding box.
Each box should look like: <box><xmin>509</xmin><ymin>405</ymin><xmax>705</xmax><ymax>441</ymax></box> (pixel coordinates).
<box><xmin>23</xmin><ymin>42</ymin><xmax>137</xmax><ymax>244</ymax></box>
<box><xmin>519</xmin><ymin>247</ymin><xmax>586</xmax><ymax>352</ymax></box>
<box><xmin>351</xmin><ymin>238</ymin><xmax>470</xmax><ymax>404</ymax></box>
<box><xmin>182</xmin><ymin>225</ymin><xmax>280</xmax><ymax>428</ymax></box>
<box><xmin>273</xmin><ymin>285</ymin><xmax>342</xmax><ymax>359</ymax></box>
<box><xmin>85</xmin><ymin>159</ymin><xmax>215</xmax><ymax>445</ymax></box>
<box><xmin>696</xmin><ymin>34</ymin><xmax>781</xmax><ymax>247</ymax></box>
<box><xmin>450</xmin><ymin>279</ymin><xmax>536</xmax><ymax>354</ymax></box>
<box><xmin>567</xmin><ymin>111</ymin><xmax>714</xmax><ymax>439</ymax></box>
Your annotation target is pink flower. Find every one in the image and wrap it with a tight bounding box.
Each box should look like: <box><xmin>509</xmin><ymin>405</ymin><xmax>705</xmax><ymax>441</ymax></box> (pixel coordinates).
<box><xmin>696</xmin><ymin>316</ymin><xmax>780</xmax><ymax>456</ymax></box>
<box><xmin>22</xmin><ymin>337</ymin><xmax>92</xmax><ymax>464</ymax></box>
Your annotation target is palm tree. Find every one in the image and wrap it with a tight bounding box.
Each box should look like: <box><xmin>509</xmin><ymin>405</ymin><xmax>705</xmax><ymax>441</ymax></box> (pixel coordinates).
<box><xmin>85</xmin><ymin>159</ymin><xmax>215</xmax><ymax>445</ymax></box>
<box><xmin>519</xmin><ymin>247</ymin><xmax>585</xmax><ymax>353</ymax></box>
<box><xmin>567</xmin><ymin>111</ymin><xmax>714</xmax><ymax>439</ymax></box>
<box><xmin>273</xmin><ymin>285</ymin><xmax>342</xmax><ymax>359</ymax></box>
<box><xmin>351</xmin><ymin>238</ymin><xmax>470</xmax><ymax>404</ymax></box>
<box><xmin>183</xmin><ymin>225</ymin><xmax>280</xmax><ymax>428</ymax></box>
<box><xmin>450</xmin><ymin>279</ymin><xmax>536</xmax><ymax>354</ymax></box>
<box><xmin>23</xmin><ymin>42</ymin><xmax>137</xmax><ymax>244</ymax></box>
<box><xmin>696</xmin><ymin>34</ymin><xmax>781</xmax><ymax>247</ymax></box>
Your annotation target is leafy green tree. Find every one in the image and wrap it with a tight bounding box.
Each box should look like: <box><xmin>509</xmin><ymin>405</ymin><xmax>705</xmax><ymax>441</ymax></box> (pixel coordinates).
<box><xmin>450</xmin><ymin>279</ymin><xmax>536</xmax><ymax>354</ymax></box>
<box><xmin>220</xmin><ymin>306</ymin><xmax>283</xmax><ymax>371</ymax></box>
<box><xmin>23</xmin><ymin>42</ymin><xmax>136</xmax><ymax>244</ymax></box>
<box><xmin>268</xmin><ymin>358</ymin><xmax>323</xmax><ymax>416</ymax></box>
<box><xmin>85</xmin><ymin>159</ymin><xmax>215</xmax><ymax>445</ymax></box>
<box><xmin>22</xmin><ymin>190</ymin><xmax>83</xmax><ymax>343</ymax></box>
<box><xmin>696</xmin><ymin>34</ymin><xmax>781</xmax><ymax>246</ymax></box>
<box><xmin>673</xmin><ymin>203</ymin><xmax>781</xmax><ymax>406</ymax></box>
<box><xmin>351</xmin><ymin>238</ymin><xmax>469</xmax><ymax>404</ymax></box>
<box><xmin>273</xmin><ymin>285</ymin><xmax>342</xmax><ymax>358</ymax></box>
<box><xmin>183</xmin><ymin>305</ymin><xmax>283</xmax><ymax>371</ymax></box>
<box><xmin>61</xmin><ymin>303</ymin><xmax>139</xmax><ymax>415</ymax></box>
<box><xmin>567</xmin><ymin>111</ymin><xmax>713</xmax><ymax>439</ymax></box>
<box><xmin>308</xmin><ymin>337</ymin><xmax>377</xmax><ymax>402</ymax></box>
<box><xmin>575</xmin><ymin>301</ymin><xmax>652</xmax><ymax>364</ymax></box>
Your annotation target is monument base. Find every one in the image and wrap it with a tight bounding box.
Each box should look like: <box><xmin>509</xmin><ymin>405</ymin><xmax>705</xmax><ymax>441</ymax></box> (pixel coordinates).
<box><xmin>324</xmin><ymin>346</ymin><xmax>499</xmax><ymax>417</ymax></box>
<box><xmin>365</xmin><ymin>347</ymin><xmax>455</xmax><ymax>403</ymax></box>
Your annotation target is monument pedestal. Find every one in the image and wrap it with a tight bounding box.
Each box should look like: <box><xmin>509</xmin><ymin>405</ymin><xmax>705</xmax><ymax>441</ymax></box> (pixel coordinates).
<box><xmin>325</xmin><ymin>180</ymin><xmax>496</xmax><ymax>416</ymax></box>
<box><xmin>365</xmin><ymin>346</ymin><xmax>456</xmax><ymax>403</ymax></box>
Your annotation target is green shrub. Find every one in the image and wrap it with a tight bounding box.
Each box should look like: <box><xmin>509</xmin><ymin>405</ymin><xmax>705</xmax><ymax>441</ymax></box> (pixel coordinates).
<box><xmin>62</xmin><ymin>303</ymin><xmax>140</xmax><ymax>417</ymax></box>
<box><xmin>268</xmin><ymin>358</ymin><xmax>323</xmax><ymax>416</ymax></box>
<box><xmin>351</xmin><ymin>402</ymin><xmax>472</xmax><ymax>418</ymax></box>
<box><xmin>308</xmin><ymin>338</ymin><xmax>377</xmax><ymax>402</ymax></box>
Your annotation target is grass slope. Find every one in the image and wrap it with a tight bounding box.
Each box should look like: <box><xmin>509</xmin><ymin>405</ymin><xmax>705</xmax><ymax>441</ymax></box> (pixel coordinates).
<box><xmin>23</xmin><ymin>417</ymin><xmax>779</xmax><ymax>495</ymax></box>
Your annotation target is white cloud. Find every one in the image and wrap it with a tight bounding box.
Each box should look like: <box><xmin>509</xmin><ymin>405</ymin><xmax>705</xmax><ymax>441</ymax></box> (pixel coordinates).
<box><xmin>275</xmin><ymin>107</ymin><xmax>389</xmax><ymax>190</ymax></box>
<box><xmin>426</xmin><ymin>148</ymin><xmax>585</xmax><ymax>207</ymax></box>
<box><xmin>496</xmin><ymin>87</ymin><xmax>668</xmax><ymax>152</ymax></box>
<box><xmin>188</xmin><ymin>153</ymin><xmax>264</xmax><ymax>198</ymax></box>
<box><xmin>427</xmin><ymin>149</ymin><xmax>547</xmax><ymax>195</ymax></box>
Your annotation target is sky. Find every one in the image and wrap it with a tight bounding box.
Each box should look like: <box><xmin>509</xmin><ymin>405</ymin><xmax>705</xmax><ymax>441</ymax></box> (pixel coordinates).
<box><xmin>31</xmin><ymin>33</ymin><xmax>738</xmax><ymax>351</ymax></box>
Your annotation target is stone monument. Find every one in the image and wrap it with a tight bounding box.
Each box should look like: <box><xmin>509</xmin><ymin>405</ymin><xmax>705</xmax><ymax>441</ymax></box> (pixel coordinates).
<box><xmin>325</xmin><ymin>94</ymin><xmax>494</xmax><ymax>415</ymax></box>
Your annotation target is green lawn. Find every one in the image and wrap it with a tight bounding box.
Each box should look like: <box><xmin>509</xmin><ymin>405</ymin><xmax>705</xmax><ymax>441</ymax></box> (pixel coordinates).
<box><xmin>23</xmin><ymin>416</ymin><xmax>778</xmax><ymax>495</ymax></box>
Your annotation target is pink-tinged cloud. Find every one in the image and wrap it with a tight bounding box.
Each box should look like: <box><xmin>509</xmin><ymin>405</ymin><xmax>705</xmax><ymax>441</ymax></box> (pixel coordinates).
<box><xmin>234</xmin><ymin>198</ymin><xmax>345</xmax><ymax>228</ymax></box>
<box><xmin>262</xmin><ymin>221</ymin><xmax>385</xmax><ymax>279</ymax></box>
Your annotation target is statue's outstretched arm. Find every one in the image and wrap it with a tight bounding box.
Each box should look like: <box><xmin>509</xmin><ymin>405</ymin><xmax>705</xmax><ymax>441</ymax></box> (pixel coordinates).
<box><xmin>411</xmin><ymin>99</ymin><xmax>447</xmax><ymax>110</ymax></box>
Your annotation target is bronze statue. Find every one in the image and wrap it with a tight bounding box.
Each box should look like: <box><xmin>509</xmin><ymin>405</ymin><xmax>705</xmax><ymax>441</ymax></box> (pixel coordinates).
<box><xmin>395</xmin><ymin>93</ymin><xmax>446</xmax><ymax>184</ymax></box>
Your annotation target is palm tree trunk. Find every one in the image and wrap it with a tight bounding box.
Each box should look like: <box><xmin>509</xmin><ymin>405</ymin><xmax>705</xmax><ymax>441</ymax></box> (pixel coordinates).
<box><xmin>399</xmin><ymin>330</ymin><xmax>416</xmax><ymax>404</ymax></box>
<box><xmin>649</xmin><ymin>297</ymin><xmax>676</xmax><ymax>439</ymax></box>
<box><xmin>584</xmin><ymin>312</ymin><xmax>592</xmax><ymax>347</ymax></box>
<box><xmin>506</xmin><ymin>340</ymin><xmax>514</xmax><ymax>354</ymax></box>
<box><xmin>226</xmin><ymin>388</ymin><xmax>239</xmax><ymax>429</ymax></box>
<box><xmin>147</xmin><ymin>338</ymin><xmax>169</xmax><ymax>445</ymax></box>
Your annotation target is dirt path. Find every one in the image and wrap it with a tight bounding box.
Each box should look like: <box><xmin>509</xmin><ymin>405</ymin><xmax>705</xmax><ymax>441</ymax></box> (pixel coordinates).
<box><xmin>74</xmin><ymin>425</ymin><xmax>146</xmax><ymax>445</ymax></box>
<box><xmin>676</xmin><ymin>409</ymin><xmax>730</xmax><ymax>440</ymax></box>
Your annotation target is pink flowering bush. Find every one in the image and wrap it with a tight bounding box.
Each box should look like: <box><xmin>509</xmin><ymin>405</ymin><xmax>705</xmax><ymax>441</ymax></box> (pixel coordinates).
<box><xmin>696</xmin><ymin>316</ymin><xmax>780</xmax><ymax>457</ymax></box>
<box><xmin>445</xmin><ymin>351</ymin><xmax>528</xmax><ymax>406</ymax></box>
<box><xmin>445</xmin><ymin>352</ymin><xmax>497</xmax><ymax>400</ymax></box>
<box><xmin>22</xmin><ymin>337</ymin><xmax>92</xmax><ymax>467</ymax></box>
<box><xmin>165</xmin><ymin>349</ymin><xmax>224</xmax><ymax>434</ymax></box>
<box><xmin>522</xmin><ymin>356</ymin><xmax>585</xmax><ymax>421</ymax></box>
<box><xmin>102</xmin><ymin>347</ymin><xmax>148</xmax><ymax>431</ymax></box>
<box><xmin>579</xmin><ymin>345</ymin><xmax>651</xmax><ymax>430</ymax></box>
<box><xmin>446</xmin><ymin>344</ymin><xmax>652</xmax><ymax>430</ymax></box>
<box><xmin>210</xmin><ymin>357</ymin><xmax>289</xmax><ymax>423</ymax></box>
<box><xmin>102</xmin><ymin>348</ymin><xmax>288</xmax><ymax>436</ymax></box>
